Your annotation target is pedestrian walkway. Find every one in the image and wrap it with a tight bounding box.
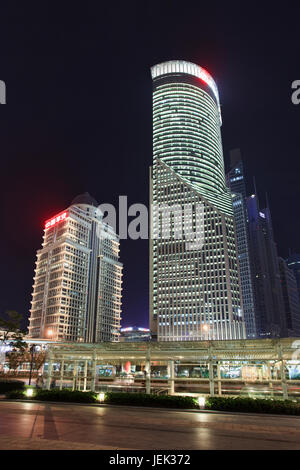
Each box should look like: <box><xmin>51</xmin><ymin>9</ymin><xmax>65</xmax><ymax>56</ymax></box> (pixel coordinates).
<box><xmin>0</xmin><ymin>400</ymin><xmax>300</xmax><ymax>449</ymax></box>
<box><xmin>0</xmin><ymin>434</ymin><xmax>129</xmax><ymax>450</ymax></box>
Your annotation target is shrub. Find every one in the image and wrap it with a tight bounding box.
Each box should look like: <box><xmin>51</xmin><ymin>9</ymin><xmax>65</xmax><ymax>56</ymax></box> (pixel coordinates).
<box><xmin>4</xmin><ymin>388</ymin><xmax>97</xmax><ymax>403</ymax></box>
<box><xmin>205</xmin><ymin>396</ymin><xmax>300</xmax><ymax>415</ymax></box>
<box><xmin>34</xmin><ymin>389</ymin><xmax>98</xmax><ymax>403</ymax></box>
<box><xmin>104</xmin><ymin>392</ymin><xmax>199</xmax><ymax>409</ymax></box>
<box><xmin>5</xmin><ymin>389</ymin><xmax>25</xmax><ymax>399</ymax></box>
<box><xmin>0</xmin><ymin>379</ymin><xmax>25</xmax><ymax>393</ymax></box>
<box><xmin>3</xmin><ymin>387</ymin><xmax>199</xmax><ymax>408</ymax></box>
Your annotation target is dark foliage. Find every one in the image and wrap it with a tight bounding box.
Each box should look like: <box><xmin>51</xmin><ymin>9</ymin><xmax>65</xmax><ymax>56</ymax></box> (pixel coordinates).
<box><xmin>205</xmin><ymin>396</ymin><xmax>300</xmax><ymax>415</ymax></box>
<box><xmin>104</xmin><ymin>392</ymin><xmax>199</xmax><ymax>409</ymax></box>
<box><xmin>0</xmin><ymin>379</ymin><xmax>25</xmax><ymax>393</ymax></box>
<box><xmin>5</xmin><ymin>389</ymin><xmax>25</xmax><ymax>399</ymax></box>
<box><xmin>34</xmin><ymin>389</ymin><xmax>98</xmax><ymax>403</ymax></box>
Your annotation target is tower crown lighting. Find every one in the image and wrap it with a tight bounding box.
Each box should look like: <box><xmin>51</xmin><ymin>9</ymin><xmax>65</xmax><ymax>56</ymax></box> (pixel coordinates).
<box><xmin>151</xmin><ymin>60</ymin><xmax>221</xmax><ymax>122</ymax></box>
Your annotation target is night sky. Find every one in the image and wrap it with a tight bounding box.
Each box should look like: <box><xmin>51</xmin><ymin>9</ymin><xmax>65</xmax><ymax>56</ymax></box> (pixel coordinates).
<box><xmin>1</xmin><ymin>2</ymin><xmax>299</xmax><ymax>331</ymax></box>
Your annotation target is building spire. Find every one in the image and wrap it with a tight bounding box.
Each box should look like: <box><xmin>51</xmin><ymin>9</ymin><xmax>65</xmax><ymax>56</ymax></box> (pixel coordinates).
<box><xmin>265</xmin><ymin>191</ymin><xmax>270</xmax><ymax>210</ymax></box>
<box><xmin>253</xmin><ymin>176</ymin><xmax>258</xmax><ymax>195</ymax></box>
<box><xmin>229</xmin><ymin>148</ymin><xmax>242</xmax><ymax>169</ymax></box>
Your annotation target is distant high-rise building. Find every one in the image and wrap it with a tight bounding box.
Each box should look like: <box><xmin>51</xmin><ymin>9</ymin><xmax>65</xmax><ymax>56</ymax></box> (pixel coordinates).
<box><xmin>28</xmin><ymin>193</ymin><xmax>123</xmax><ymax>342</ymax></box>
<box><xmin>246</xmin><ymin>194</ymin><xmax>285</xmax><ymax>337</ymax></box>
<box><xmin>279</xmin><ymin>257</ymin><xmax>300</xmax><ymax>336</ymax></box>
<box><xmin>226</xmin><ymin>149</ymin><xmax>247</xmax><ymax>198</ymax></box>
<box><xmin>149</xmin><ymin>60</ymin><xmax>245</xmax><ymax>341</ymax></box>
<box><xmin>287</xmin><ymin>253</ymin><xmax>300</xmax><ymax>305</ymax></box>
<box><xmin>226</xmin><ymin>149</ymin><xmax>256</xmax><ymax>338</ymax></box>
<box><xmin>120</xmin><ymin>327</ymin><xmax>151</xmax><ymax>342</ymax></box>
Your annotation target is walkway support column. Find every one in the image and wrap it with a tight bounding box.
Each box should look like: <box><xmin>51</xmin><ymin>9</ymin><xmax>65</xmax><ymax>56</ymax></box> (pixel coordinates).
<box><xmin>90</xmin><ymin>350</ymin><xmax>97</xmax><ymax>392</ymax></box>
<box><xmin>59</xmin><ymin>358</ymin><xmax>64</xmax><ymax>390</ymax></box>
<box><xmin>208</xmin><ymin>344</ymin><xmax>215</xmax><ymax>397</ymax></box>
<box><xmin>168</xmin><ymin>360</ymin><xmax>175</xmax><ymax>395</ymax></box>
<box><xmin>46</xmin><ymin>349</ymin><xmax>53</xmax><ymax>390</ymax></box>
<box><xmin>72</xmin><ymin>360</ymin><xmax>78</xmax><ymax>391</ymax></box>
<box><xmin>277</xmin><ymin>343</ymin><xmax>288</xmax><ymax>400</ymax></box>
<box><xmin>145</xmin><ymin>344</ymin><xmax>151</xmax><ymax>394</ymax></box>
<box><xmin>83</xmin><ymin>359</ymin><xmax>88</xmax><ymax>391</ymax></box>
<box><xmin>217</xmin><ymin>361</ymin><xmax>222</xmax><ymax>396</ymax></box>
<box><xmin>267</xmin><ymin>361</ymin><xmax>274</xmax><ymax>396</ymax></box>
<box><xmin>280</xmin><ymin>360</ymin><xmax>288</xmax><ymax>400</ymax></box>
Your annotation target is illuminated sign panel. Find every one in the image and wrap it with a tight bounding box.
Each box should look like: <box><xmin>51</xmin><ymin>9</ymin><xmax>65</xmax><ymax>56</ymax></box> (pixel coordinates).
<box><xmin>44</xmin><ymin>211</ymin><xmax>68</xmax><ymax>229</ymax></box>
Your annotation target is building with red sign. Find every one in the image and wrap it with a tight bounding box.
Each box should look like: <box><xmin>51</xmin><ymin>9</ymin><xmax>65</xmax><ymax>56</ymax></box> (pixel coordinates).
<box><xmin>28</xmin><ymin>193</ymin><xmax>123</xmax><ymax>343</ymax></box>
<box><xmin>149</xmin><ymin>61</ymin><xmax>245</xmax><ymax>341</ymax></box>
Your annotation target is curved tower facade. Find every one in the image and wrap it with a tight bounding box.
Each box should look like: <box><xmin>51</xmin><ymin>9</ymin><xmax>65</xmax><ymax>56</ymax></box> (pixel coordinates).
<box><xmin>150</xmin><ymin>60</ymin><xmax>245</xmax><ymax>341</ymax></box>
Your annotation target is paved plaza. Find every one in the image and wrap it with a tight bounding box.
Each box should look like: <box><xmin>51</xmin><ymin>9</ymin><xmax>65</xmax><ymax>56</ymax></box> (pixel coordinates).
<box><xmin>0</xmin><ymin>401</ymin><xmax>300</xmax><ymax>450</ymax></box>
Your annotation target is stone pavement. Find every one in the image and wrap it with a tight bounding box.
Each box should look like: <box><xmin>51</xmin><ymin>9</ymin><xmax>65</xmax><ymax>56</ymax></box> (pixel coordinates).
<box><xmin>0</xmin><ymin>400</ymin><xmax>300</xmax><ymax>450</ymax></box>
<box><xmin>0</xmin><ymin>434</ymin><xmax>129</xmax><ymax>450</ymax></box>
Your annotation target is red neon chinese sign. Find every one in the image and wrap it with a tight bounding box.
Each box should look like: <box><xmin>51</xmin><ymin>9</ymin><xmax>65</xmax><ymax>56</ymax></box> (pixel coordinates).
<box><xmin>44</xmin><ymin>211</ymin><xmax>68</xmax><ymax>229</ymax></box>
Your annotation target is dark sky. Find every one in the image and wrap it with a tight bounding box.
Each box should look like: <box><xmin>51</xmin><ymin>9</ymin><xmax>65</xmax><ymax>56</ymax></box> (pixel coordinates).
<box><xmin>0</xmin><ymin>2</ymin><xmax>299</xmax><ymax>330</ymax></box>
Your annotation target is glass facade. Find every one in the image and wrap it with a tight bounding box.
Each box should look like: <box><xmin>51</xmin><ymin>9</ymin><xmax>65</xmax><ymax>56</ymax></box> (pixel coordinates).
<box><xmin>150</xmin><ymin>61</ymin><xmax>245</xmax><ymax>341</ymax></box>
<box><xmin>279</xmin><ymin>257</ymin><xmax>300</xmax><ymax>336</ymax></box>
<box><xmin>226</xmin><ymin>152</ymin><xmax>256</xmax><ymax>338</ymax></box>
<box><xmin>287</xmin><ymin>253</ymin><xmax>300</xmax><ymax>305</ymax></box>
<box><xmin>246</xmin><ymin>195</ymin><xmax>285</xmax><ymax>338</ymax></box>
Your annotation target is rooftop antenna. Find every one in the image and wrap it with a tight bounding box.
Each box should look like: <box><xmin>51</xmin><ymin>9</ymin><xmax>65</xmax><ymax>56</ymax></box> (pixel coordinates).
<box><xmin>253</xmin><ymin>176</ymin><xmax>258</xmax><ymax>195</ymax></box>
<box><xmin>229</xmin><ymin>148</ymin><xmax>242</xmax><ymax>168</ymax></box>
<box><xmin>251</xmin><ymin>176</ymin><xmax>259</xmax><ymax>207</ymax></box>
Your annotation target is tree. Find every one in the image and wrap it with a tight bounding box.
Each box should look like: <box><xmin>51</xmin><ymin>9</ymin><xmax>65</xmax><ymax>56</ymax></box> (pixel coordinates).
<box><xmin>1</xmin><ymin>311</ymin><xmax>28</xmax><ymax>375</ymax></box>
<box><xmin>6</xmin><ymin>349</ymin><xmax>30</xmax><ymax>375</ymax></box>
<box><xmin>32</xmin><ymin>349</ymin><xmax>46</xmax><ymax>373</ymax></box>
<box><xmin>0</xmin><ymin>310</ymin><xmax>27</xmax><ymax>350</ymax></box>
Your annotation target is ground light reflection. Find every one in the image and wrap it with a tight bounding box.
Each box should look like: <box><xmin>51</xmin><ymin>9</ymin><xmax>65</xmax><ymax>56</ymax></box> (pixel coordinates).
<box><xmin>1</xmin><ymin>402</ymin><xmax>300</xmax><ymax>449</ymax></box>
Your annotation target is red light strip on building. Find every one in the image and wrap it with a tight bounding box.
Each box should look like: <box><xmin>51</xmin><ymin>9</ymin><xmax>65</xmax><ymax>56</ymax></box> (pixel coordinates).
<box><xmin>45</xmin><ymin>211</ymin><xmax>68</xmax><ymax>229</ymax></box>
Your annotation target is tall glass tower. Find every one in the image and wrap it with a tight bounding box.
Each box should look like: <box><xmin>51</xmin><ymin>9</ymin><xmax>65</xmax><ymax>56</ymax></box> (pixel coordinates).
<box><xmin>149</xmin><ymin>60</ymin><xmax>245</xmax><ymax>341</ymax></box>
<box><xmin>287</xmin><ymin>253</ymin><xmax>300</xmax><ymax>305</ymax></box>
<box><xmin>246</xmin><ymin>194</ymin><xmax>285</xmax><ymax>338</ymax></box>
<box><xmin>226</xmin><ymin>149</ymin><xmax>256</xmax><ymax>338</ymax></box>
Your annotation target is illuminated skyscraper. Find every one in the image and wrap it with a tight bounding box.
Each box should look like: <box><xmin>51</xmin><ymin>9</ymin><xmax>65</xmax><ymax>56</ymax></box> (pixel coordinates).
<box><xmin>246</xmin><ymin>194</ymin><xmax>285</xmax><ymax>337</ymax></box>
<box><xmin>149</xmin><ymin>60</ymin><xmax>245</xmax><ymax>341</ymax></box>
<box><xmin>287</xmin><ymin>253</ymin><xmax>300</xmax><ymax>305</ymax></box>
<box><xmin>28</xmin><ymin>193</ymin><xmax>123</xmax><ymax>342</ymax></box>
<box><xmin>120</xmin><ymin>327</ymin><xmax>151</xmax><ymax>342</ymax></box>
<box><xmin>279</xmin><ymin>257</ymin><xmax>300</xmax><ymax>336</ymax></box>
<box><xmin>226</xmin><ymin>149</ymin><xmax>256</xmax><ymax>338</ymax></box>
